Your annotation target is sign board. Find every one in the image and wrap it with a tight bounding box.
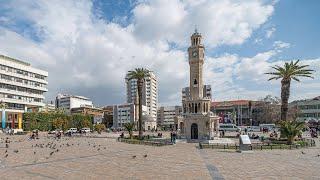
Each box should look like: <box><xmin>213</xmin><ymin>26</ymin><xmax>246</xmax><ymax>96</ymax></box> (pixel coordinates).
<box><xmin>240</xmin><ymin>135</ymin><xmax>251</xmax><ymax>145</ymax></box>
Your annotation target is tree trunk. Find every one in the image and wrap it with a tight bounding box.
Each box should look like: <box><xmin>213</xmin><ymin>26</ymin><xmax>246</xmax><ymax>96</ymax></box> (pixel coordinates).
<box><xmin>281</xmin><ymin>78</ymin><xmax>291</xmax><ymax>121</ymax></box>
<box><xmin>138</xmin><ymin>79</ymin><xmax>143</xmax><ymax>139</ymax></box>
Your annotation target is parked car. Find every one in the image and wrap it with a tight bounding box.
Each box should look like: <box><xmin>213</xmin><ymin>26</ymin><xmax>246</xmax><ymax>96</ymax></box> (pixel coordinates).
<box><xmin>259</xmin><ymin>124</ymin><xmax>276</xmax><ymax>132</ymax></box>
<box><xmin>80</xmin><ymin>128</ymin><xmax>91</xmax><ymax>133</ymax></box>
<box><xmin>247</xmin><ymin>126</ymin><xmax>260</xmax><ymax>132</ymax></box>
<box><xmin>66</xmin><ymin>128</ymin><xmax>77</xmax><ymax>134</ymax></box>
<box><xmin>219</xmin><ymin>124</ymin><xmax>241</xmax><ymax>132</ymax></box>
<box><xmin>48</xmin><ymin>129</ymin><xmax>63</xmax><ymax>134</ymax></box>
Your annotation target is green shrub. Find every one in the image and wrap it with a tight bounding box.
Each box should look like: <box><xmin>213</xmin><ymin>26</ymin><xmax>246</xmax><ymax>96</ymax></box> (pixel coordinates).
<box><xmin>95</xmin><ymin>124</ymin><xmax>106</xmax><ymax>134</ymax></box>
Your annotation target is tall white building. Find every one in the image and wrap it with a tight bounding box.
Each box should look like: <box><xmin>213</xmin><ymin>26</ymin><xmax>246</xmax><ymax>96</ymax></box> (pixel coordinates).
<box><xmin>0</xmin><ymin>54</ymin><xmax>48</xmax><ymax>129</ymax></box>
<box><xmin>55</xmin><ymin>94</ymin><xmax>93</xmax><ymax>112</ymax></box>
<box><xmin>126</xmin><ymin>71</ymin><xmax>158</xmax><ymax>120</ymax></box>
<box><xmin>112</xmin><ymin>103</ymin><xmax>149</xmax><ymax>129</ymax></box>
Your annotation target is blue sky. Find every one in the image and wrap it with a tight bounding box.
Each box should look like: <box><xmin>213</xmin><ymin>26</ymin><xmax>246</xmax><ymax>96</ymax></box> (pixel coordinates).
<box><xmin>0</xmin><ymin>0</ymin><xmax>319</xmax><ymax>106</ymax></box>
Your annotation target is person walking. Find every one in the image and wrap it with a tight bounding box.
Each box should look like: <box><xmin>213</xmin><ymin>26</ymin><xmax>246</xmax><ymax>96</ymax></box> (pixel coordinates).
<box><xmin>173</xmin><ymin>131</ymin><xmax>177</xmax><ymax>144</ymax></box>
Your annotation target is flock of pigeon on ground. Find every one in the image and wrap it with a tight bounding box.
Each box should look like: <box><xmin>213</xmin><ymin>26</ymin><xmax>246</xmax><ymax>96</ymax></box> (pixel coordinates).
<box><xmin>1</xmin><ymin>134</ymin><xmax>148</xmax><ymax>165</ymax></box>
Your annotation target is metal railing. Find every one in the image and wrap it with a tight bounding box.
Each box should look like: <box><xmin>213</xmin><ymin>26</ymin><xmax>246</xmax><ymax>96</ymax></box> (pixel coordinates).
<box><xmin>199</xmin><ymin>139</ymin><xmax>316</xmax><ymax>150</ymax></box>
<box><xmin>117</xmin><ymin>138</ymin><xmax>174</xmax><ymax>146</ymax></box>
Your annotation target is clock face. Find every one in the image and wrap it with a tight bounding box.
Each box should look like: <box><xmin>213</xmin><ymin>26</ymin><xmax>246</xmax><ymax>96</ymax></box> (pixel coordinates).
<box><xmin>192</xmin><ymin>51</ymin><xmax>198</xmax><ymax>57</ymax></box>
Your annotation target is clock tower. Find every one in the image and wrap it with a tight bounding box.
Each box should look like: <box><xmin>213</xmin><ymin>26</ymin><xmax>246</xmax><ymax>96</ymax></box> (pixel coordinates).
<box><xmin>188</xmin><ymin>29</ymin><xmax>205</xmax><ymax>100</ymax></box>
<box><xmin>181</xmin><ymin>29</ymin><xmax>220</xmax><ymax>142</ymax></box>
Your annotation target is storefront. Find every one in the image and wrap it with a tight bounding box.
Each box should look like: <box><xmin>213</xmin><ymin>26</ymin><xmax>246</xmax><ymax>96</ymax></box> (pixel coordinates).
<box><xmin>0</xmin><ymin>110</ymin><xmax>23</xmax><ymax>129</ymax></box>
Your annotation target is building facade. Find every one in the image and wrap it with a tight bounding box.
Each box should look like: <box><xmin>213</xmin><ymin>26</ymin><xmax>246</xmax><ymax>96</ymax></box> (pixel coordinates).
<box><xmin>182</xmin><ymin>30</ymin><xmax>219</xmax><ymax>142</ymax></box>
<box><xmin>55</xmin><ymin>94</ymin><xmax>93</xmax><ymax>112</ymax></box>
<box><xmin>0</xmin><ymin>55</ymin><xmax>48</xmax><ymax>129</ymax></box>
<box><xmin>41</xmin><ymin>102</ymin><xmax>56</xmax><ymax>112</ymax></box>
<box><xmin>290</xmin><ymin>96</ymin><xmax>320</xmax><ymax>122</ymax></box>
<box><xmin>112</xmin><ymin>103</ymin><xmax>149</xmax><ymax>129</ymax></box>
<box><xmin>211</xmin><ymin>100</ymin><xmax>253</xmax><ymax>126</ymax></box>
<box><xmin>102</xmin><ymin>106</ymin><xmax>113</xmax><ymax>128</ymax></box>
<box><xmin>126</xmin><ymin>71</ymin><xmax>158</xmax><ymax>120</ymax></box>
<box><xmin>70</xmin><ymin>106</ymin><xmax>104</xmax><ymax>124</ymax></box>
<box><xmin>157</xmin><ymin>106</ymin><xmax>182</xmax><ymax>130</ymax></box>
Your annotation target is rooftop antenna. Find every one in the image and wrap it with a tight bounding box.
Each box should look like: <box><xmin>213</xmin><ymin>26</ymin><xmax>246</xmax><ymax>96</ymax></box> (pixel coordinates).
<box><xmin>194</xmin><ymin>25</ymin><xmax>198</xmax><ymax>33</ymax></box>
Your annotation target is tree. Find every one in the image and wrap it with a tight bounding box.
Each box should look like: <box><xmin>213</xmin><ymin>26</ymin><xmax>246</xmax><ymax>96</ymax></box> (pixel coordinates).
<box><xmin>123</xmin><ymin>123</ymin><xmax>135</xmax><ymax>139</ymax></box>
<box><xmin>266</xmin><ymin>60</ymin><xmax>314</xmax><ymax>121</ymax></box>
<box><xmin>95</xmin><ymin>123</ymin><xmax>106</xmax><ymax>134</ymax></box>
<box><xmin>279</xmin><ymin>120</ymin><xmax>305</xmax><ymax>144</ymax></box>
<box><xmin>254</xmin><ymin>95</ymin><xmax>281</xmax><ymax>124</ymax></box>
<box><xmin>126</xmin><ymin>68</ymin><xmax>151</xmax><ymax>139</ymax></box>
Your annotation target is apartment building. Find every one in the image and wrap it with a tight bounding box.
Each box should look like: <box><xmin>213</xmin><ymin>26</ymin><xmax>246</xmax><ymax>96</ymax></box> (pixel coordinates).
<box><xmin>55</xmin><ymin>94</ymin><xmax>93</xmax><ymax>112</ymax></box>
<box><xmin>157</xmin><ymin>106</ymin><xmax>182</xmax><ymax>130</ymax></box>
<box><xmin>0</xmin><ymin>54</ymin><xmax>48</xmax><ymax>129</ymax></box>
<box><xmin>126</xmin><ymin>70</ymin><xmax>158</xmax><ymax>120</ymax></box>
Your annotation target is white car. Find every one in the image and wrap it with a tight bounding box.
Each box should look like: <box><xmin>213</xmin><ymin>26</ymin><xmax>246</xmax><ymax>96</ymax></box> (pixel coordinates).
<box><xmin>66</xmin><ymin>128</ymin><xmax>77</xmax><ymax>133</ymax></box>
<box><xmin>81</xmin><ymin>128</ymin><xmax>91</xmax><ymax>133</ymax></box>
<box><xmin>247</xmin><ymin>126</ymin><xmax>260</xmax><ymax>132</ymax></box>
<box><xmin>219</xmin><ymin>124</ymin><xmax>241</xmax><ymax>132</ymax></box>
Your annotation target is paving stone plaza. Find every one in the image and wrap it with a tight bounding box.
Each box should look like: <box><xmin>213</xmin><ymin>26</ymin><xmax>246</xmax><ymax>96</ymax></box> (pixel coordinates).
<box><xmin>0</xmin><ymin>133</ymin><xmax>319</xmax><ymax>180</ymax></box>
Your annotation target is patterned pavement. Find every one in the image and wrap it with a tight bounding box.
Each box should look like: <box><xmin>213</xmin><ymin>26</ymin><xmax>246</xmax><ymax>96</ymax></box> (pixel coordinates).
<box><xmin>0</xmin><ymin>133</ymin><xmax>319</xmax><ymax>180</ymax></box>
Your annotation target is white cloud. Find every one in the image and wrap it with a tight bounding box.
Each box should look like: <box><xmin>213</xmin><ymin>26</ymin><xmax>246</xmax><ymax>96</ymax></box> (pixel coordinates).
<box><xmin>132</xmin><ymin>0</ymin><xmax>274</xmax><ymax>48</ymax></box>
<box><xmin>273</xmin><ymin>40</ymin><xmax>290</xmax><ymax>49</ymax></box>
<box><xmin>2</xmin><ymin>0</ymin><xmax>317</xmax><ymax>106</ymax></box>
<box><xmin>266</xmin><ymin>27</ymin><xmax>276</xmax><ymax>38</ymax></box>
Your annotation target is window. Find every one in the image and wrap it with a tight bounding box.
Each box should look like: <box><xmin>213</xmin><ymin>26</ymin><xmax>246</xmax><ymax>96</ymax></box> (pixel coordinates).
<box><xmin>194</xmin><ymin>79</ymin><xmax>197</xmax><ymax>85</ymax></box>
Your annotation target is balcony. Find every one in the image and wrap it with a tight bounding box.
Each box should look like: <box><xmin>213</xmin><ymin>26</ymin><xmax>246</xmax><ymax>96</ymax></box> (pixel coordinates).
<box><xmin>0</xmin><ymin>69</ymin><xmax>48</xmax><ymax>84</ymax></box>
<box><xmin>2</xmin><ymin>97</ymin><xmax>45</xmax><ymax>107</ymax></box>
<box><xmin>0</xmin><ymin>78</ymin><xmax>48</xmax><ymax>92</ymax></box>
<box><xmin>0</xmin><ymin>88</ymin><xmax>44</xmax><ymax>99</ymax></box>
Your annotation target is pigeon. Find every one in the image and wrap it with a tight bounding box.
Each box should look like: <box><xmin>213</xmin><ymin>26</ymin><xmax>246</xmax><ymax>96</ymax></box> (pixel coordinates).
<box><xmin>132</xmin><ymin>155</ymin><xmax>136</xmax><ymax>159</ymax></box>
<box><xmin>97</xmin><ymin>148</ymin><xmax>100</xmax><ymax>151</ymax></box>
<box><xmin>4</xmin><ymin>154</ymin><xmax>8</xmax><ymax>158</ymax></box>
<box><xmin>5</xmin><ymin>144</ymin><xmax>9</xmax><ymax>148</ymax></box>
<box><xmin>56</xmin><ymin>149</ymin><xmax>59</xmax><ymax>152</ymax></box>
<box><xmin>5</xmin><ymin>150</ymin><xmax>7</xmax><ymax>153</ymax></box>
<box><xmin>316</xmin><ymin>154</ymin><xmax>320</xmax><ymax>157</ymax></box>
<box><xmin>13</xmin><ymin>150</ymin><xmax>18</xmax><ymax>153</ymax></box>
<box><xmin>301</xmin><ymin>151</ymin><xmax>306</xmax><ymax>154</ymax></box>
<box><xmin>104</xmin><ymin>147</ymin><xmax>106</xmax><ymax>150</ymax></box>
<box><xmin>143</xmin><ymin>154</ymin><xmax>147</xmax><ymax>158</ymax></box>
<box><xmin>34</xmin><ymin>151</ymin><xmax>36</xmax><ymax>155</ymax></box>
<box><xmin>50</xmin><ymin>152</ymin><xmax>54</xmax><ymax>156</ymax></box>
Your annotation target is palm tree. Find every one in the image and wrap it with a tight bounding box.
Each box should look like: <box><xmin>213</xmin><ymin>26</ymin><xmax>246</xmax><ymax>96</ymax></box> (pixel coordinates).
<box><xmin>279</xmin><ymin>120</ymin><xmax>305</xmax><ymax>144</ymax></box>
<box><xmin>127</xmin><ymin>68</ymin><xmax>151</xmax><ymax>139</ymax></box>
<box><xmin>266</xmin><ymin>60</ymin><xmax>314</xmax><ymax>121</ymax></box>
<box><xmin>123</xmin><ymin>123</ymin><xmax>135</xmax><ymax>139</ymax></box>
